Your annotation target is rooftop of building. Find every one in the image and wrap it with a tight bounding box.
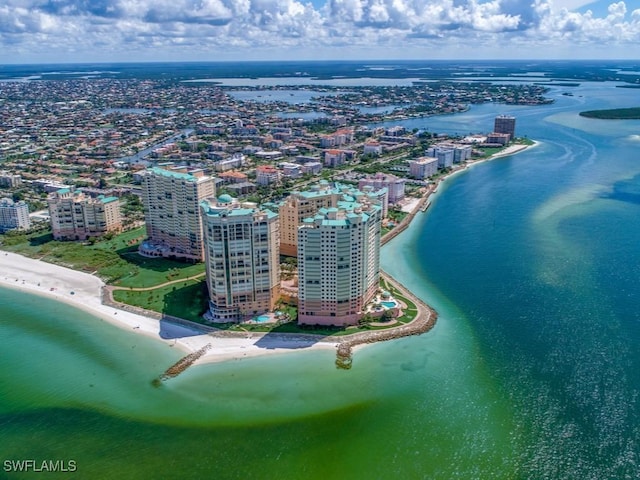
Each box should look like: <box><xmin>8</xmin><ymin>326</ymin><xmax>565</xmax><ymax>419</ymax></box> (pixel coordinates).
<box><xmin>146</xmin><ymin>166</ymin><xmax>209</xmax><ymax>182</ymax></box>
<box><xmin>201</xmin><ymin>196</ymin><xmax>278</xmax><ymax>220</ymax></box>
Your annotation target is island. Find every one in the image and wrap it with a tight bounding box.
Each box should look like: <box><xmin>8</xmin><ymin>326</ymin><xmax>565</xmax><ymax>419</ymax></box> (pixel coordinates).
<box><xmin>579</xmin><ymin>107</ymin><xmax>640</xmax><ymax>119</ymax></box>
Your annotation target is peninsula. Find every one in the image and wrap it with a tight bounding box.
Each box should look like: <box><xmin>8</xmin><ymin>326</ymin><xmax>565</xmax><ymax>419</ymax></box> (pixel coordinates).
<box><xmin>0</xmin><ymin>140</ymin><xmax>534</xmax><ymax>368</ymax></box>
<box><xmin>0</xmin><ymin>65</ymin><xmax>537</xmax><ymax>368</ymax></box>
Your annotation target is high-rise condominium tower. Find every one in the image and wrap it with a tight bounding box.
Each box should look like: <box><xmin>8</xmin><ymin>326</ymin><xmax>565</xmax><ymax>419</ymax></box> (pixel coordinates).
<box><xmin>0</xmin><ymin>197</ymin><xmax>30</xmax><ymax>232</ymax></box>
<box><xmin>494</xmin><ymin>115</ymin><xmax>516</xmax><ymax>141</ymax></box>
<box><xmin>48</xmin><ymin>189</ymin><xmax>121</xmax><ymax>241</ymax></box>
<box><xmin>201</xmin><ymin>194</ymin><xmax>280</xmax><ymax>322</ymax></box>
<box><xmin>278</xmin><ymin>181</ymin><xmax>387</xmax><ymax>257</ymax></box>
<box><xmin>139</xmin><ymin>165</ymin><xmax>215</xmax><ymax>261</ymax></box>
<box><xmin>297</xmin><ymin>198</ymin><xmax>382</xmax><ymax>326</ymax></box>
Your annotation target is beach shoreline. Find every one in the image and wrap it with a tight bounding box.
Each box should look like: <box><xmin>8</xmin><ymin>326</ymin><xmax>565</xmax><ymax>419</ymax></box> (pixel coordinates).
<box><xmin>0</xmin><ymin>251</ymin><xmax>338</xmax><ymax>366</ymax></box>
<box><xmin>0</xmin><ymin>141</ymin><xmax>534</xmax><ymax>367</ymax></box>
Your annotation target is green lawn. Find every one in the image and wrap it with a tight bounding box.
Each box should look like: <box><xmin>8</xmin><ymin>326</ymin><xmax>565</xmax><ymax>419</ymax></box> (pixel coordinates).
<box><xmin>2</xmin><ymin>228</ymin><xmax>421</xmax><ymax>335</ymax></box>
<box><xmin>113</xmin><ymin>279</ymin><xmax>208</xmax><ymax>323</ymax></box>
<box><xmin>0</xmin><ymin>227</ymin><xmax>204</xmax><ymax>287</ymax></box>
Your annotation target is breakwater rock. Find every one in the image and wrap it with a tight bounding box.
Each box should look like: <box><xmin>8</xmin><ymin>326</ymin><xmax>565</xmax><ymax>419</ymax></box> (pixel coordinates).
<box><xmin>156</xmin><ymin>343</ymin><xmax>212</xmax><ymax>383</ymax></box>
<box><xmin>335</xmin><ymin>272</ymin><xmax>438</xmax><ymax>369</ymax></box>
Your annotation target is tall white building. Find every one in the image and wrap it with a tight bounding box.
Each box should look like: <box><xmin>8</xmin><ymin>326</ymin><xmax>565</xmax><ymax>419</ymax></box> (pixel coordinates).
<box><xmin>409</xmin><ymin>157</ymin><xmax>438</xmax><ymax>179</ymax></box>
<box><xmin>0</xmin><ymin>197</ymin><xmax>30</xmax><ymax>232</ymax></box>
<box><xmin>139</xmin><ymin>165</ymin><xmax>215</xmax><ymax>261</ymax></box>
<box><xmin>201</xmin><ymin>194</ymin><xmax>280</xmax><ymax>322</ymax></box>
<box><xmin>358</xmin><ymin>172</ymin><xmax>406</xmax><ymax>204</ymax></box>
<box><xmin>297</xmin><ymin>199</ymin><xmax>382</xmax><ymax>326</ymax></box>
<box><xmin>430</xmin><ymin>143</ymin><xmax>472</xmax><ymax>163</ymax></box>
<box><xmin>426</xmin><ymin>146</ymin><xmax>455</xmax><ymax>169</ymax></box>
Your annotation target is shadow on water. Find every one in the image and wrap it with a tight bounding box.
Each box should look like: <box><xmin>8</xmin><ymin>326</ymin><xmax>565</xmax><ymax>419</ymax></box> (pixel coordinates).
<box><xmin>601</xmin><ymin>174</ymin><xmax>640</xmax><ymax>204</ymax></box>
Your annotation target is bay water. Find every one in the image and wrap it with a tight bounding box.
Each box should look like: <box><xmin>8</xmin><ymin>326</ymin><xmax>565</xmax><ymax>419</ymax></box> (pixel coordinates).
<box><xmin>2</xmin><ymin>81</ymin><xmax>640</xmax><ymax>478</ymax></box>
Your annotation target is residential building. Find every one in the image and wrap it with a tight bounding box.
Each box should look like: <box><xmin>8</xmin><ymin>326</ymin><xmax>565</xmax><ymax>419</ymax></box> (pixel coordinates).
<box><xmin>227</xmin><ymin>182</ymin><xmax>257</xmax><ymax>196</ymax></box>
<box><xmin>320</xmin><ymin>128</ymin><xmax>354</xmax><ymax>148</ymax></box>
<box><xmin>0</xmin><ymin>171</ymin><xmax>22</xmax><ymax>188</ymax></box>
<box><xmin>409</xmin><ymin>157</ymin><xmax>439</xmax><ymax>179</ymax></box>
<box><xmin>139</xmin><ymin>165</ymin><xmax>215</xmax><ymax>261</ymax></box>
<box><xmin>359</xmin><ymin>173</ymin><xmax>406</xmax><ymax>203</ymax></box>
<box><xmin>300</xmin><ymin>162</ymin><xmax>323</xmax><ymax>175</ymax></box>
<box><xmin>32</xmin><ymin>179</ymin><xmax>72</xmax><ymax>193</ymax></box>
<box><xmin>486</xmin><ymin>133</ymin><xmax>511</xmax><ymax>145</ymax></box>
<box><xmin>255</xmin><ymin>150</ymin><xmax>283</xmax><ymax>161</ymax></box>
<box><xmin>201</xmin><ymin>195</ymin><xmax>280</xmax><ymax>322</ymax></box>
<box><xmin>48</xmin><ymin>189</ymin><xmax>121</xmax><ymax>241</ymax></box>
<box><xmin>431</xmin><ymin>142</ymin><xmax>473</xmax><ymax>163</ymax></box>
<box><xmin>279</xmin><ymin>162</ymin><xmax>302</xmax><ymax>178</ymax></box>
<box><xmin>213</xmin><ymin>154</ymin><xmax>245</xmax><ymax>172</ymax></box>
<box><xmin>494</xmin><ymin>115</ymin><xmax>516</xmax><ymax>141</ymax></box>
<box><xmin>453</xmin><ymin>144</ymin><xmax>472</xmax><ymax>163</ymax></box>
<box><xmin>426</xmin><ymin>146</ymin><xmax>455</xmax><ymax>169</ymax></box>
<box><xmin>385</xmin><ymin>126</ymin><xmax>406</xmax><ymax>136</ymax></box>
<box><xmin>379</xmin><ymin>135</ymin><xmax>417</xmax><ymax>145</ymax></box>
<box><xmin>297</xmin><ymin>199</ymin><xmax>382</xmax><ymax>326</ymax></box>
<box><xmin>255</xmin><ymin>165</ymin><xmax>281</xmax><ymax>186</ymax></box>
<box><xmin>278</xmin><ymin>182</ymin><xmax>387</xmax><ymax>257</ymax></box>
<box><xmin>0</xmin><ymin>197</ymin><xmax>30</xmax><ymax>232</ymax></box>
<box><xmin>363</xmin><ymin>142</ymin><xmax>383</xmax><ymax>156</ymax></box>
<box><xmin>324</xmin><ymin>149</ymin><xmax>346</xmax><ymax>167</ymax></box>
<box><xmin>218</xmin><ymin>170</ymin><xmax>248</xmax><ymax>184</ymax></box>
<box><xmin>278</xmin><ymin>182</ymin><xmax>338</xmax><ymax>257</ymax></box>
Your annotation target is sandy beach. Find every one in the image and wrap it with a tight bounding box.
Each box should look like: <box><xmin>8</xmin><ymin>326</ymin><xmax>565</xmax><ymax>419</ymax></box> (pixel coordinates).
<box><xmin>0</xmin><ymin>251</ymin><xmax>338</xmax><ymax>365</ymax></box>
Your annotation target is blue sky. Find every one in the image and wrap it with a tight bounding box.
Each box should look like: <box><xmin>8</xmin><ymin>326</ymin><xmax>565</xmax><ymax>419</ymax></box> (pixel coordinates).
<box><xmin>0</xmin><ymin>0</ymin><xmax>638</xmax><ymax>64</ymax></box>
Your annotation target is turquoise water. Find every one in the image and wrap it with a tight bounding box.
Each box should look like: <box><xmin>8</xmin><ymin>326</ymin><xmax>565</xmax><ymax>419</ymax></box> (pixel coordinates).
<box><xmin>380</xmin><ymin>301</ymin><xmax>397</xmax><ymax>308</ymax></box>
<box><xmin>2</xmin><ymin>81</ymin><xmax>640</xmax><ymax>478</ymax></box>
<box><xmin>254</xmin><ymin>315</ymin><xmax>271</xmax><ymax>323</ymax></box>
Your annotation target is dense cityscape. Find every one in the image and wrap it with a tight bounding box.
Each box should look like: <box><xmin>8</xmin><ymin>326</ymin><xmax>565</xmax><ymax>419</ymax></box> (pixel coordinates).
<box><xmin>0</xmin><ymin>75</ymin><xmax>530</xmax><ymax>331</ymax></box>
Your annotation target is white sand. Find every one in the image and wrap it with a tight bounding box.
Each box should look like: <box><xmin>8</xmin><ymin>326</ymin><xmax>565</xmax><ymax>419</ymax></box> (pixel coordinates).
<box><xmin>399</xmin><ymin>197</ymin><xmax>421</xmax><ymax>213</ymax></box>
<box><xmin>0</xmin><ymin>251</ymin><xmax>338</xmax><ymax>365</ymax></box>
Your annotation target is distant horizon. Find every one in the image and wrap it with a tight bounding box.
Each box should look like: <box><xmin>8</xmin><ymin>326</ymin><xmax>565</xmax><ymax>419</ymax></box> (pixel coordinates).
<box><xmin>1</xmin><ymin>58</ymin><xmax>639</xmax><ymax>67</ymax></box>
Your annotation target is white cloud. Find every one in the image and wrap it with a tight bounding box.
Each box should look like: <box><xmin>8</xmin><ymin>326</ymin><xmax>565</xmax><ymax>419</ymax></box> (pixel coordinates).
<box><xmin>0</xmin><ymin>0</ymin><xmax>639</xmax><ymax>61</ymax></box>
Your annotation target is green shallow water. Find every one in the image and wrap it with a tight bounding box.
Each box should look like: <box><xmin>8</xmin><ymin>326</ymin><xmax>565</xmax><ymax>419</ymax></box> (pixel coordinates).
<box><xmin>0</xmin><ymin>285</ymin><xmax>515</xmax><ymax>479</ymax></box>
<box><xmin>3</xmin><ymin>80</ymin><xmax>640</xmax><ymax>478</ymax></box>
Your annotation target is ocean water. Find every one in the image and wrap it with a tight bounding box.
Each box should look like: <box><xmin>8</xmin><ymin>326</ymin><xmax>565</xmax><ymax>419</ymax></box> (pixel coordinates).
<box><xmin>2</xmin><ymin>81</ymin><xmax>640</xmax><ymax>479</ymax></box>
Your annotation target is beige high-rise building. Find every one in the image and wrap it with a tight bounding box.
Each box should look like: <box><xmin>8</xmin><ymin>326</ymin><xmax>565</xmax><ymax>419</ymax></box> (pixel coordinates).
<box><xmin>278</xmin><ymin>181</ymin><xmax>387</xmax><ymax>257</ymax></box>
<box><xmin>201</xmin><ymin>194</ymin><xmax>280</xmax><ymax>323</ymax></box>
<box><xmin>278</xmin><ymin>181</ymin><xmax>337</xmax><ymax>257</ymax></box>
<box><xmin>48</xmin><ymin>189</ymin><xmax>121</xmax><ymax>241</ymax></box>
<box><xmin>139</xmin><ymin>165</ymin><xmax>215</xmax><ymax>261</ymax></box>
<box><xmin>297</xmin><ymin>196</ymin><xmax>382</xmax><ymax>327</ymax></box>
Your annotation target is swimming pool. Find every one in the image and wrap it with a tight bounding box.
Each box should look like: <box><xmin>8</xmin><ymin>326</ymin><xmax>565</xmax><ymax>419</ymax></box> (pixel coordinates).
<box><xmin>380</xmin><ymin>301</ymin><xmax>397</xmax><ymax>308</ymax></box>
<box><xmin>253</xmin><ymin>315</ymin><xmax>271</xmax><ymax>323</ymax></box>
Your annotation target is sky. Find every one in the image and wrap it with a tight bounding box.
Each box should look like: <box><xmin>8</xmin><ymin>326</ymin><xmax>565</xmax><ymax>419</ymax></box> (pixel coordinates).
<box><xmin>0</xmin><ymin>0</ymin><xmax>639</xmax><ymax>64</ymax></box>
